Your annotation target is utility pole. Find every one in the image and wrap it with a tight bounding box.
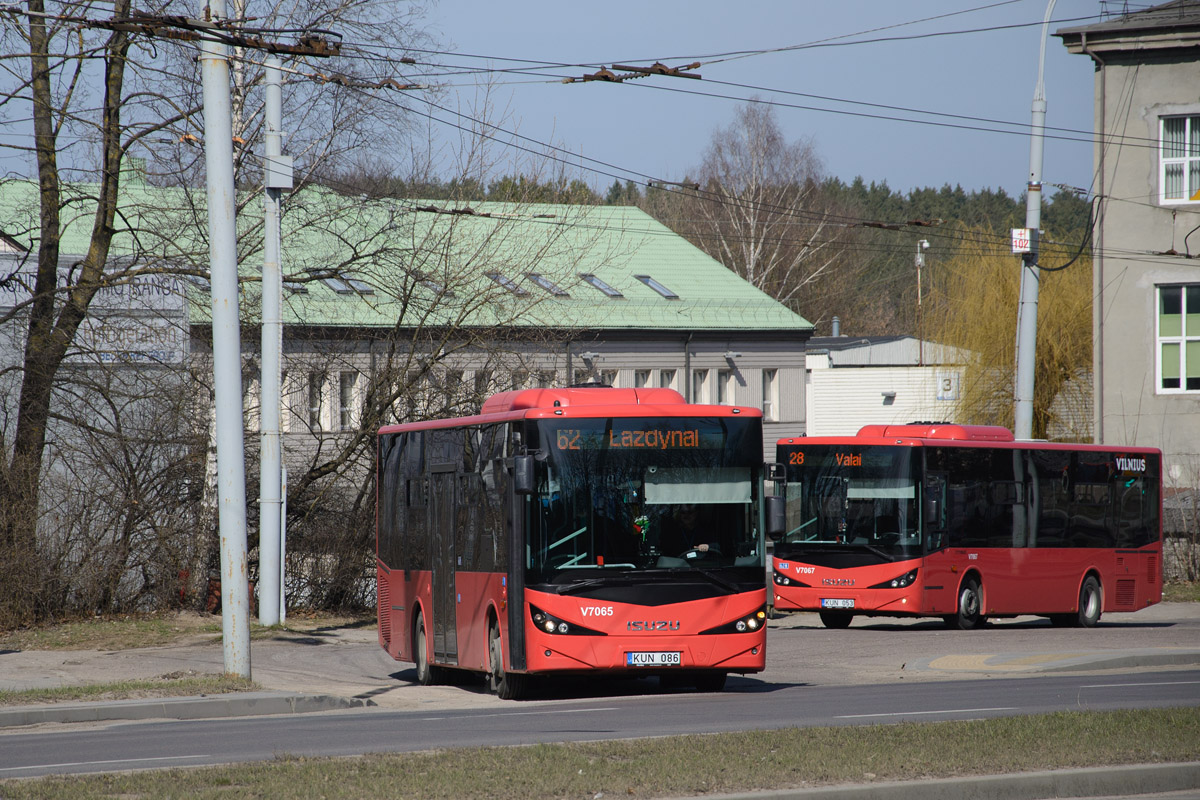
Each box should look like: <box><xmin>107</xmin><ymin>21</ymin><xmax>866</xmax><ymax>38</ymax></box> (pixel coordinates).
<box><xmin>258</xmin><ymin>56</ymin><xmax>292</xmax><ymax>626</ymax></box>
<box><xmin>1013</xmin><ymin>0</ymin><xmax>1058</xmax><ymax>440</ymax></box>
<box><xmin>916</xmin><ymin>239</ymin><xmax>929</xmax><ymax>367</ymax></box>
<box><xmin>200</xmin><ymin>0</ymin><xmax>250</xmax><ymax>677</ymax></box>
<box><xmin>95</xmin><ymin>0</ymin><xmax>339</xmax><ymax>672</ymax></box>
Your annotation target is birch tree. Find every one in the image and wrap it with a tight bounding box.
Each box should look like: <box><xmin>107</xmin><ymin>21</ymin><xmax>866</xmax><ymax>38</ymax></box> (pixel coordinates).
<box><xmin>690</xmin><ymin>101</ymin><xmax>844</xmax><ymax>305</ymax></box>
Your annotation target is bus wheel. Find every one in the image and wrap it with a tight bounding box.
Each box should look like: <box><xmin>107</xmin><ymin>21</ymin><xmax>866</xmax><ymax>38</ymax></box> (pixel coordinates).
<box><xmin>951</xmin><ymin>577</ymin><xmax>986</xmax><ymax>630</ymax></box>
<box><xmin>488</xmin><ymin>621</ymin><xmax>529</xmax><ymax>700</ymax></box>
<box><xmin>414</xmin><ymin>616</ymin><xmax>440</xmax><ymax>686</ymax></box>
<box><xmin>1076</xmin><ymin>576</ymin><xmax>1103</xmax><ymax>628</ymax></box>
<box><xmin>818</xmin><ymin>610</ymin><xmax>854</xmax><ymax>629</ymax></box>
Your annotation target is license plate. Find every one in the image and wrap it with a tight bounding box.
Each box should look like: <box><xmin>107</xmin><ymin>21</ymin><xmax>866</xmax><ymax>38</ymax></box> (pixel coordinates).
<box><xmin>626</xmin><ymin>651</ymin><xmax>682</xmax><ymax>667</ymax></box>
<box><xmin>821</xmin><ymin>598</ymin><xmax>855</xmax><ymax>609</ymax></box>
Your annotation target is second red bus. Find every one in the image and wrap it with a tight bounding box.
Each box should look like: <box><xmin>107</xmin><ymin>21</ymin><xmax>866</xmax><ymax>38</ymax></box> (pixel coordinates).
<box><xmin>772</xmin><ymin>424</ymin><xmax>1162</xmax><ymax>629</ymax></box>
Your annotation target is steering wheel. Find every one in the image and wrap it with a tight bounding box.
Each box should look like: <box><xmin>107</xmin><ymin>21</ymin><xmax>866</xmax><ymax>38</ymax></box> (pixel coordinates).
<box><xmin>680</xmin><ymin>546</ymin><xmax>722</xmax><ymax>559</ymax></box>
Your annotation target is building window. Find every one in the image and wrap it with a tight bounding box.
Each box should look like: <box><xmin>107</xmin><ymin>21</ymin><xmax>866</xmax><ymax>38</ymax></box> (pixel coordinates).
<box><xmin>1161</xmin><ymin>116</ymin><xmax>1200</xmax><ymax>204</ymax></box>
<box><xmin>691</xmin><ymin>369</ymin><xmax>708</xmax><ymax>403</ymax></box>
<box><xmin>339</xmin><ymin>371</ymin><xmax>358</xmax><ymax>430</ymax></box>
<box><xmin>660</xmin><ymin>369</ymin><xmax>676</xmax><ymax>390</ymax></box>
<box><xmin>308</xmin><ymin>371</ymin><xmax>325</xmax><ymax>430</ymax></box>
<box><xmin>1158</xmin><ymin>284</ymin><xmax>1200</xmax><ymax>391</ymax></box>
<box><xmin>600</xmin><ymin>369</ymin><xmax>617</xmax><ymax>387</ymax></box>
<box><xmin>762</xmin><ymin>368</ymin><xmax>778</xmax><ymax>420</ymax></box>
<box><xmin>634</xmin><ymin>370</ymin><xmax>651</xmax><ymax>388</ymax></box>
<box><xmin>716</xmin><ymin>369</ymin><xmax>734</xmax><ymax>404</ymax></box>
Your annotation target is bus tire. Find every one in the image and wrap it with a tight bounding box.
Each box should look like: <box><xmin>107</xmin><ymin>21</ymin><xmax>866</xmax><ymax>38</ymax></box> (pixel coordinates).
<box><xmin>414</xmin><ymin>615</ymin><xmax>441</xmax><ymax>686</ymax></box>
<box><xmin>950</xmin><ymin>577</ymin><xmax>986</xmax><ymax>630</ymax></box>
<box><xmin>818</xmin><ymin>610</ymin><xmax>854</xmax><ymax>629</ymax></box>
<box><xmin>488</xmin><ymin>621</ymin><xmax>529</xmax><ymax>700</ymax></box>
<box><xmin>1076</xmin><ymin>576</ymin><xmax>1103</xmax><ymax>628</ymax></box>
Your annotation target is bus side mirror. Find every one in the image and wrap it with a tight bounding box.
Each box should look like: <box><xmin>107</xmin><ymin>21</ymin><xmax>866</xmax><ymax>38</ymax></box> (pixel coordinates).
<box><xmin>513</xmin><ymin>454</ymin><xmax>535</xmax><ymax>495</ymax></box>
<box><xmin>765</xmin><ymin>495</ymin><xmax>786</xmax><ymax>540</ymax></box>
<box><xmin>923</xmin><ymin>496</ymin><xmax>941</xmax><ymax>529</ymax></box>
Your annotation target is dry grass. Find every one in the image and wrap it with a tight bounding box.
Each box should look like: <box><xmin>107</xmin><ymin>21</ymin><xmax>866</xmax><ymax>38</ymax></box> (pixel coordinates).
<box><xmin>0</xmin><ymin>611</ymin><xmax>371</xmax><ymax>652</ymax></box>
<box><xmin>1163</xmin><ymin>582</ymin><xmax>1200</xmax><ymax>603</ymax></box>
<box><xmin>0</xmin><ymin>674</ymin><xmax>256</xmax><ymax>706</ymax></box>
<box><xmin>2</xmin><ymin>708</ymin><xmax>1196</xmax><ymax>799</ymax></box>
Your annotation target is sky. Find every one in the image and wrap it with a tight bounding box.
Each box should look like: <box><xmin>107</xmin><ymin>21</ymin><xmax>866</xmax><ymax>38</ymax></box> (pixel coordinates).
<box><xmin>421</xmin><ymin>0</ymin><xmax>1110</xmax><ymax>199</ymax></box>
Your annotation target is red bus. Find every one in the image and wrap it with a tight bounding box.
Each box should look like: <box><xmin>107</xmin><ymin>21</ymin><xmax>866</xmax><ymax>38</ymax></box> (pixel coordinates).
<box><xmin>376</xmin><ymin>386</ymin><xmax>781</xmax><ymax>698</ymax></box>
<box><xmin>772</xmin><ymin>424</ymin><xmax>1162</xmax><ymax>629</ymax></box>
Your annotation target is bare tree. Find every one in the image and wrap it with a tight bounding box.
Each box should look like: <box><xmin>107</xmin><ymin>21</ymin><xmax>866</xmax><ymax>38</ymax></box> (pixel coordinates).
<box><xmin>233</xmin><ymin>182</ymin><xmax>613</xmax><ymax>609</ymax></box>
<box><xmin>0</xmin><ymin>0</ymin><xmax>438</xmax><ymax>624</ymax></box>
<box><xmin>682</xmin><ymin>101</ymin><xmax>845</xmax><ymax>305</ymax></box>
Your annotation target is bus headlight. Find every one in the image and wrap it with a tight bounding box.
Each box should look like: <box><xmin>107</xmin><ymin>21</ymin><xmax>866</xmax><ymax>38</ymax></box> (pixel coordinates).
<box><xmin>529</xmin><ymin>606</ymin><xmax>604</xmax><ymax>636</ymax></box>
<box><xmin>869</xmin><ymin>569</ymin><xmax>918</xmax><ymax>589</ymax></box>
<box><xmin>773</xmin><ymin>572</ymin><xmax>809</xmax><ymax>587</ymax></box>
<box><xmin>702</xmin><ymin>608</ymin><xmax>767</xmax><ymax>635</ymax></box>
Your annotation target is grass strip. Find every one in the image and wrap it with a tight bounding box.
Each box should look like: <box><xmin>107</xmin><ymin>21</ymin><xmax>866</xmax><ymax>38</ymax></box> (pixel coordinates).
<box><xmin>0</xmin><ymin>675</ymin><xmax>255</xmax><ymax>706</ymax></box>
<box><xmin>3</xmin><ymin>707</ymin><xmax>1197</xmax><ymax>799</ymax></box>
<box><xmin>0</xmin><ymin>616</ymin><xmax>222</xmax><ymax>651</ymax></box>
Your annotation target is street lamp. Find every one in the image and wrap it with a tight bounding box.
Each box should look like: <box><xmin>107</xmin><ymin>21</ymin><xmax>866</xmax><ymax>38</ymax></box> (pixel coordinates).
<box><xmin>916</xmin><ymin>239</ymin><xmax>930</xmax><ymax>366</ymax></box>
<box><xmin>1013</xmin><ymin>0</ymin><xmax>1059</xmax><ymax>440</ymax></box>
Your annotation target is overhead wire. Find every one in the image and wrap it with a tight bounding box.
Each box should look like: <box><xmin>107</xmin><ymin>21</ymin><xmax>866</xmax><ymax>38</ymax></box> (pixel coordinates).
<box><xmin>10</xmin><ymin>3</ymin><xmax>1188</xmax><ymax>271</ymax></box>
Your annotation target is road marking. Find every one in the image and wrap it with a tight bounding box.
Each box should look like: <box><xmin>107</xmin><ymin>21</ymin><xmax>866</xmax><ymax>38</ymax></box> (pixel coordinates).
<box><xmin>1081</xmin><ymin>680</ymin><xmax>1200</xmax><ymax>689</ymax></box>
<box><xmin>0</xmin><ymin>754</ymin><xmax>210</xmax><ymax>773</ymax></box>
<box><xmin>418</xmin><ymin>706</ymin><xmax>623</xmax><ymax>721</ymax></box>
<box><xmin>836</xmin><ymin>707</ymin><xmax>1016</xmax><ymax>719</ymax></box>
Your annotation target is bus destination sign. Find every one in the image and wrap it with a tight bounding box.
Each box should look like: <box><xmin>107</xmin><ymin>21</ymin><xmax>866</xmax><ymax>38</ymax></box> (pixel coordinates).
<box><xmin>555</xmin><ymin>428</ymin><xmax>703</xmax><ymax>451</ymax></box>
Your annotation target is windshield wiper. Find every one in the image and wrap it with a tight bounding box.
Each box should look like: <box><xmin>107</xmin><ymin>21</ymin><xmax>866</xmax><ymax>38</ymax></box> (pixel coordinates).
<box><xmin>676</xmin><ymin>566</ymin><xmax>740</xmax><ymax>594</ymax></box>
<box><xmin>553</xmin><ymin>575</ymin><xmax>636</xmax><ymax>595</ymax></box>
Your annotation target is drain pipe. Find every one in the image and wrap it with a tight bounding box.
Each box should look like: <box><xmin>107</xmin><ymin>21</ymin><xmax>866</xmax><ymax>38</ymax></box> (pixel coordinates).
<box><xmin>683</xmin><ymin>332</ymin><xmax>694</xmax><ymax>401</ymax></box>
<box><xmin>1082</xmin><ymin>31</ymin><xmax>1106</xmax><ymax>444</ymax></box>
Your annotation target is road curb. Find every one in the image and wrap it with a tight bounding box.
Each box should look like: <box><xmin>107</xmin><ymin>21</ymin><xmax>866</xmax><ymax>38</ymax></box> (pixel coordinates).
<box><xmin>0</xmin><ymin>691</ymin><xmax>374</xmax><ymax>728</ymax></box>
<box><xmin>682</xmin><ymin>762</ymin><xmax>1200</xmax><ymax>800</ymax></box>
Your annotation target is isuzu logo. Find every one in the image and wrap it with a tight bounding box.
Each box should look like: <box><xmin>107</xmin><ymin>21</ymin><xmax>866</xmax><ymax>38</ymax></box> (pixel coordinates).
<box><xmin>626</xmin><ymin>620</ymin><xmax>681</xmax><ymax>631</ymax></box>
<box><xmin>822</xmin><ymin>578</ymin><xmax>855</xmax><ymax>587</ymax></box>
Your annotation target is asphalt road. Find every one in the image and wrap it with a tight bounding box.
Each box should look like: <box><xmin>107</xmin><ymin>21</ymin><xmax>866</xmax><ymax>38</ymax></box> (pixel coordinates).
<box><xmin>1</xmin><ymin>669</ymin><xmax>1198</xmax><ymax>778</ymax></box>
<box><xmin>2</xmin><ymin>603</ymin><xmax>1198</xmax><ymax>782</ymax></box>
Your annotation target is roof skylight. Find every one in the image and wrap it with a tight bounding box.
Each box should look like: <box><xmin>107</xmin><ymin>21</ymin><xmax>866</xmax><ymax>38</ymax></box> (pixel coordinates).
<box><xmin>311</xmin><ymin>271</ymin><xmax>374</xmax><ymax>295</ymax></box>
<box><xmin>486</xmin><ymin>271</ymin><xmax>528</xmax><ymax>295</ymax></box>
<box><xmin>579</xmin><ymin>273</ymin><xmax>623</xmax><ymax>298</ymax></box>
<box><xmin>527</xmin><ymin>273</ymin><xmax>569</xmax><ymax>297</ymax></box>
<box><xmin>634</xmin><ymin>274</ymin><xmax>679</xmax><ymax>299</ymax></box>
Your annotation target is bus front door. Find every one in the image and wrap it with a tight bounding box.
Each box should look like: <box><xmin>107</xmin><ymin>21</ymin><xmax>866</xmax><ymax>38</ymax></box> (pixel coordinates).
<box><xmin>431</xmin><ymin>467</ymin><xmax>458</xmax><ymax>665</ymax></box>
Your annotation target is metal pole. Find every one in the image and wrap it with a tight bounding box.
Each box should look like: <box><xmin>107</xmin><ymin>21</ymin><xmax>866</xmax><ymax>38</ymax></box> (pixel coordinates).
<box><xmin>258</xmin><ymin>56</ymin><xmax>283</xmax><ymax>625</ymax></box>
<box><xmin>1013</xmin><ymin>0</ymin><xmax>1057</xmax><ymax>440</ymax></box>
<box><xmin>200</xmin><ymin>0</ymin><xmax>251</xmax><ymax>678</ymax></box>
<box><xmin>279</xmin><ymin>466</ymin><xmax>288</xmax><ymax>624</ymax></box>
<box><xmin>916</xmin><ymin>240</ymin><xmax>929</xmax><ymax>367</ymax></box>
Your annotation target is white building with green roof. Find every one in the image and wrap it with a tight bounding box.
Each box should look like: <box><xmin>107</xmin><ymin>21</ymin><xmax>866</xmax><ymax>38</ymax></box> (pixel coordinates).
<box><xmin>0</xmin><ymin>179</ymin><xmax>814</xmax><ymax>459</ymax></box>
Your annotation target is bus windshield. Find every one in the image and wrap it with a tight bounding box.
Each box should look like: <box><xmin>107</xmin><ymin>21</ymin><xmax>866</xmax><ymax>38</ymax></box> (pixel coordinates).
<box><xmin>780</xmin><ymin>445</ymin><xmax>922</xmax><ymax>559</ymax></box>
<box><xmin>527</xmin><ymin>417</ymin><xmax>764</xmax><ymax>581</ymax></box>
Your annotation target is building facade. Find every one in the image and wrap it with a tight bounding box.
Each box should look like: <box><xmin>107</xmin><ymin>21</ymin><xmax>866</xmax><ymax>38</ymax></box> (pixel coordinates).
<box><xmin>1058</xmin><ymin>1</ymin><xmax>1200</xmax><ymax>488</ymax></box>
